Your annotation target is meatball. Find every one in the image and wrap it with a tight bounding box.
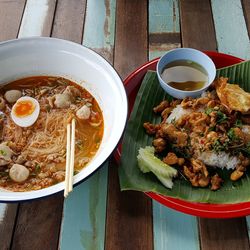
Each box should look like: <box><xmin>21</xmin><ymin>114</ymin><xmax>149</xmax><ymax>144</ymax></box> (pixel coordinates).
<box><xmin>9</xmin><ymin>164</ymin><xmax>30</xmax><ymax>182</ymax></box>
<box><xmin>0</xmin><ymin>143</ymin><xmax>13</xmax><ymax>161</ymax></box>
<box><xmin>54</xmin><ymin>93</ymin><xmax>72</xmax><ymax>108</ymax></box>
<box><xmin>4</xmin><ymin>90</ymin><xmax>22</xmax><ymax>103</ymax></box>
<box><xmin>63</xmin><ymin>86</ymin><xmax>81</xmax><ymax>98</ymax></box>
<box><xmin>76</xmin><ymin>105</ymin><xmax>91</xmax><ymax>120</ymax></box>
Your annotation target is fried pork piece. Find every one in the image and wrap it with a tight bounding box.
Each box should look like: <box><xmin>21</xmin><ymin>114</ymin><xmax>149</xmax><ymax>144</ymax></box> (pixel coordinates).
<box><xmin>163</xmin><ymin>152</ymin><xmax>184</xmax><ymax>166</ymax></box>
<box><xmin>214</xmin><ymin>77</ymin><xmax>250</xmax><ymax>113</ymax></box>
<box><xmin>152</xmin><ymin>138</ymin><xmax>166</xmax><ymax>153</ymax></box>
<box><xmin>153</xmin><ymin>100</ymin><xmax>169</xmax><ymax>113</ymax></box>
<box><xmin>183</xmin><ymin>159</ymin><xmax>210</xmax><ymax>188</ymax></box>
<box><xmin>160</xmin><ymin>124</ymin><xmax>188</xmax><ymax>147</ymax></box>
<box><xmin>210</xmin><ymin>174</ymin><xmax>223</xmax><ymax>191</ymax></box>
<box><xmin>143</xmin><ymin>122</ymin><xmax>160</xmax><ymax>135</ymax></box>
<box><xmin>230</xmin><ymin>154</ymin><xmax>250</xmax><ymax>181</ymax></box>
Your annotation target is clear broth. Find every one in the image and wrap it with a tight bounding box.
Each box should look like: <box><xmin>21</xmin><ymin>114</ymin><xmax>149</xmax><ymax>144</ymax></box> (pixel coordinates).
<box><xmin>161</xmin><ymin>60</ymin><xmax>208</xmax><ymax>91</ymax></box>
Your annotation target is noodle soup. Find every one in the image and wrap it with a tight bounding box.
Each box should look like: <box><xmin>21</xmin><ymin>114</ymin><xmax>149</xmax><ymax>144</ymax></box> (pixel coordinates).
<box><xmin>0</xmin><ymin>76</ymin><xmax>104</xmax><ymax>191</ymax></box>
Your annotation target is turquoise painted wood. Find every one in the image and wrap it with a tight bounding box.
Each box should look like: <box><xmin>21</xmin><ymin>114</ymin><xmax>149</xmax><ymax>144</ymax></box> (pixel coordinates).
<box><xmin>211</xmin><ymin>0</ymin><xmax>250</xmax><ymax>238</ymax></box>
<box><xmin>83</xmin><ymin>0</ymin><xmax>116</xmax><ymax>62</ymax></box>
<box><xmin>246</xmin><ymin>217</ymin><xmax>250</xmax><ymax>238</ymax></box>
<box><xmin>211</xmin><ymin>0</ymin><xmax>250</xmax><ymax>60</ymax></box>
<box><xmin>59</xmin><ymin>1</ymin><xmax>116</xmax><ymax>249</ymax></box>
<box><xmin>149</xmin><ymin>0</ymin><xmax>180</xmax><ymax>33</ymax></box>
<box><xmin>149</xmin><ymin>0</ymin><xmax>180</xmax><ymax>60</ymax></box>
<box><xmin>60</xmin><ymin>165</ymin><xmax>108</xmax><ymax>250</ymax></box>
<box><xmin>153</xmin><ymin>205</ymin><xmax>200</xmax><ymax>250</ymax></box>
<box><xmin>149</xmin><ymin>1</ymin><xmax>200</xmax><ymax>250</ymax></box>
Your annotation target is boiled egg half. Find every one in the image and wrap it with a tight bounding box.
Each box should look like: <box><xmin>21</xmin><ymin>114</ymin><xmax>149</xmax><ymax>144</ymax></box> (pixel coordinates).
<box><xmin>11</xmin><ymin>96</ymin><xmax>40</xmax><ymax>127</ymax></box>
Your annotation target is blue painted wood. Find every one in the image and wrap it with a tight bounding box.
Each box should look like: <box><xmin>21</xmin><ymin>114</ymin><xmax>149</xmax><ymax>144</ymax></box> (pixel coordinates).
<box><xmin>149</xmin><ymin>0</ymin><xmax>180</xmax><ymax>60</ymax></box>
<box><xmin>149</xmin><ymin>1</ymin><xmax>200</xmax><ymax>250</ymax></box>
<box><xmin>149</xmin><ymin>0</ymin><xmax>180</xmax><ymax>33</ymax></box>
<box><xmin>211</xmin><ymin>0</ymin><xmax>250</xmax><ymax>60</ymax></box>
<box><xmin>59</xmin><ymin>1</ymin><xmax>116</xmax><ymax>249</ymax></box>
<box><xmin>60</xmin><ymin>164</ymin><xmax>108</xmax><ymax>250</ymax></box>
<box><xmin>83</xmin><ymin>0</ymin><xmax>116</xmax><ymax>62</ymax></box>
<box><xmin>153</xmin><ymin>205</ymin><xmax>200</xmax><ymax>250</ymax></box>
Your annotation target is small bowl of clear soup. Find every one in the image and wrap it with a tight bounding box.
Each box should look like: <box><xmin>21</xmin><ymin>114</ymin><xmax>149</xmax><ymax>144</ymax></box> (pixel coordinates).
<box><xmin>156</xmin><ymin>48</ymin><xmax>216</xmax><ymax>99</ymax></box>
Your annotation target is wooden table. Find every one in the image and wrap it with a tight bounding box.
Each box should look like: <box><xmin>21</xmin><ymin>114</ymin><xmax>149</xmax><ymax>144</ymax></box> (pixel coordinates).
<box><xmin>0</xmin><ymin>0</ymin><xmax>250</xmax><ymax>249</ymax></box>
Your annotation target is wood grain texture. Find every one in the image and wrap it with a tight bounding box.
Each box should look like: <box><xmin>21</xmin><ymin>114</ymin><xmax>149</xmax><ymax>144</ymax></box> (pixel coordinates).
<box><xmin>199</xmin><ymin>218</ymin><xmax>250</xmax><ymax>250</ymax></box>
<box><xmin>106</xmin><ymin>160</ymin><xmax>153</xmax><ymax>250</ymax></box>
<box><xmin>0</xmin><ymin>0</ymin><xmax>26</xmax><ymax>41</ymax></box>
<box><xmin>11</xmin><ymin>194</ymin><xmax>63</xmax><ymax>250</ymax></box>
<box><xmin>113</xmin><ymin>0</ymin><xmax>148</xmax><ymax>79</ymax></box>
<box><xmin>179</xmin><ymin>0</ymin><xmax>217</xmax><ymax>51</ymax></box>
<box><xmin>149</xmin><ymin>0</ymin><xmax>181</xmax><ymax>59</ymax></box>
<box><xmin>51</xmin><ymin>0</ymin><xmax>86</xmax><ymax>43</ymax></box>
<box><xmin>83</xmin><ymin>0</ymin><xmax>116</xmax><ymax>63</ymax></box>
<box><xmin>0</xmin><ymin>204</ymin><xmax>18</xmax><ymax>250</ymax></box>
<box><xmin>60</xmin><ymin>165</ymin><xmax>108</xmax><ymax>250</ymax></box>
<box><xmin>211</xmin><ymin>0</ymin><xmax>250</xmax><ymax>59</ymax></box>
<box><xmin>19</xmin><ymin>0</ymin><xmax>56</xmax><ymax>37</ymax></box>
<box><xmin>59</xmin><ymin>1</ymin><xmax>116</xmax><ymax>249</ymax></box>
<box><xmin>153</xmin><ymin>205</ymin><xmax>199</xmax><ymax>250</ymax></box>
<box><xmin>242</xmin><ymin>0</ymin><xmax>250</xmax><ymax>37</ymax></box>
<box><xmin>106</xmin><ymin>1</ymin><xmax>152</xmax><ymax>248</ymax></box>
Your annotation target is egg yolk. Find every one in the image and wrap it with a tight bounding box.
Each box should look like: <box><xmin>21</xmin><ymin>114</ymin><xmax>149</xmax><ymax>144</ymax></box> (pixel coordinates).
<box><xmin>14</xmin><ymin>100</ymin><xmax>35</xmax><ymax>117</ymax></box>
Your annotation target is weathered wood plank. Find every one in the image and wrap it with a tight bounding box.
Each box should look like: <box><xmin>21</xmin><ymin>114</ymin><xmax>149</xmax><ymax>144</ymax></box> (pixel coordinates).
<box><xmin>0</xmin><ymin>1</ymin><xmax>26</xmax><ymax>249</ymax></box>
<box><xmin>60</xmin><ymin>165</ymin><xmax>108</xmax><ymax>250</ymax></box>
<box><xmin>153</xmin><ymin>206</ymin><xmax>199</xmax><ymax>250</ymax></box>
<box><xmin>106</xmin><ymin>160</ymin><xmax>153</xmax><ymax>250</ymax></box>
<box><xmin>51</xmin><ymin>0</ymin><xmax>86</xmax><ymax>43</ymax></box>
<box><xmin>149</xmin><ymin>0</ymin><xmax>181</xmax><ymax>59</ymax></box>
<box><xmin>113</xmin><ymin>0</ymin><xmax>148</xmax><ymax>79</ymax></box>
<box><xmin>199</xmin><ymin>218</ymin><xmax>249</xmax><ymax>250</ymax></box>
<box><xmin>0</xmin><ymin>0</ymin><xmax>26</xmax><ymax>41</ymax></box>
<box><xmin>149</xmin><ymin>1</ymin><xmax>200</xmax><ymax>250</ymax></box>
<box><xmin>211</xmin><ymin>0</ymin><xmax>250</xmax><ymax>59</ymax></box>
<box><xmin>12</xmin><ymin>194</ymin><xmax>63</xmax><ymax>250</ymax></box>
<box><xmin>18</xmin><ymin>0</ymin><xmax>56</xmax><ymax>37</ymax></box>
<box><xmin>0</xmin><ymin>204</ymin><xmax>18</xmax><ymax>250</ymax></box>
<box><xmin>59</xmin><ymin>1</ymin><xmax>115</xmax><ymax>249</ymax></box>
<box><xmin>105</xmin><ymin>1</ymin><xmax>151</xmax><ymax>249</ymax></box>
<box><xmin>179</xmin><ymin>0</ymin><xmax>217</xmax><ymax>51</ymax></box>
<box><xmin>83</xmin><ymin>0</ymin><xmax>116</xmax><ymax>63</ymax></box>
<box><xmin>242</xmin><ymin>0</ymin><xmax>250</xmax><ymax>37</ymax></box>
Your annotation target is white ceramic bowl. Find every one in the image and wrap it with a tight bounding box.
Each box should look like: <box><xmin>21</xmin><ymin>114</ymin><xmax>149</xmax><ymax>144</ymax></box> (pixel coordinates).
<box><xmin>156</xmin><ymin>48</ymin><xmax>216</xmax><ymax>99</ymax></box>
<box><xmin>0</xmin><ymin>37</ymin><xmax>128</xmax><ymax>201</ymax></box>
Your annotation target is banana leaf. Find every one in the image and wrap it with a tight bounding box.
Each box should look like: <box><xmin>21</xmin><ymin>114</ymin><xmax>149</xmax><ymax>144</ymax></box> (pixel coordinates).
<box><xmin>119</xmin><ymin>60</ymin><xmax>250</xmax><ymax>204</ymax></box>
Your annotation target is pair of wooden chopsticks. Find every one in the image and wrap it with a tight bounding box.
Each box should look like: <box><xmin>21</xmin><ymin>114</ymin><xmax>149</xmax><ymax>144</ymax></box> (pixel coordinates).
<box><xmin>64</xmin><ymin>118</ymin><xmax>76</xmax><ymax>198</ymax></box>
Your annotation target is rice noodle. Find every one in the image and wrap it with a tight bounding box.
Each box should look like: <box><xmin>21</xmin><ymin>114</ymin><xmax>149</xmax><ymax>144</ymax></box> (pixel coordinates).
<box><xmin>23</xmin><ymin>110</ymin><xmax>70</xmax><ymax>160</ymax></box>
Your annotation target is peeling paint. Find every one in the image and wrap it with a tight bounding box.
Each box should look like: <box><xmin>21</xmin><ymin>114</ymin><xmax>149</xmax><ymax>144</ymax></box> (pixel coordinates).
<box><xmin>104</xmin><ymin>0</ymin><xmax>111</xmax><ymax>38</ymax></box>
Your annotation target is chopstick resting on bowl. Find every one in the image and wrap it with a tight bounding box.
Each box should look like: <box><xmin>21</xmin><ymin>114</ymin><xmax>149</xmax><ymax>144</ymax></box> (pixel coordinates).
<box><xmin>64</xmin><ymin>118</ymin><xmax>76</xmax><ymax>198</ymax></box>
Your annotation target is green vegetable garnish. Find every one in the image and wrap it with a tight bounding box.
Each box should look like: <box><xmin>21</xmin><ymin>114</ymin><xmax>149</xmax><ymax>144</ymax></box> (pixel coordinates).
<box><xmin>216</xmin><ymin>110</ymin><xmax>228</xmax><ymax>124</ymax></box>
<box><xmin>0</xmin><ymin>150</ymin><xmax>6</xmax><ymax>156</ymax></box>
<box><xmin>137</xmin><ymin>146</ymin><xmax>177</xmax><ymax>189</ymax></box>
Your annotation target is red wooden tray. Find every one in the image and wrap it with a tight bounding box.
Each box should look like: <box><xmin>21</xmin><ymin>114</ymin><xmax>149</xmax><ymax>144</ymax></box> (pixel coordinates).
<box><xmin>115</xmin><ymin>51</ymin><xmax>250</xmax><ymax>218</ymax></box>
